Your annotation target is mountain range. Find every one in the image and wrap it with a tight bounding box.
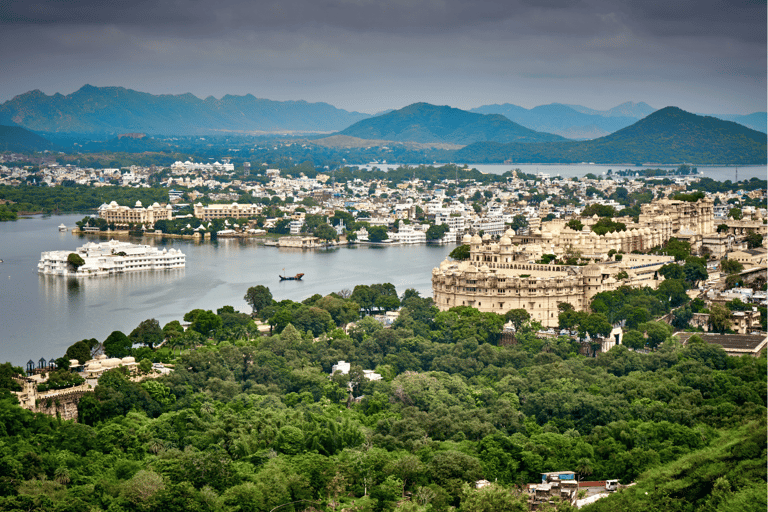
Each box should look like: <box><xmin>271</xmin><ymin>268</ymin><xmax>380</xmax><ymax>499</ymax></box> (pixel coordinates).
<box><xmin>0</xmin><ymin>85</ymin><xmax>370</xmax><ymax>136</ymax></box>
<box><xmin>0</xmin><ymin>86</ymin><xmax>764</xmax><ymax>140</ymax></box>
<box><xmin>470</xmin><ymin>102</ymin><xmax>767</xmax><ymax>138</ymax></box>
<box><xmin>454</xmin><ymin>107</ymin><xmax>767</xmax><ymax>165</ymax></box>
<box><xmin>337</xmin><ymin>103</ymin><xmax>565</xmax><ymax>144</ymax></box>
<box><xmin>469</xmin><ymin>102</ymin><xmax>650</xmax><ymax>139</ymax></box>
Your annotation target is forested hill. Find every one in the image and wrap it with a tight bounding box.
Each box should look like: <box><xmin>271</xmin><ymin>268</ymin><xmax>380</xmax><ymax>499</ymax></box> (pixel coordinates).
<box><xmin>0</xmin><ymin>85</ymin><xmax>371</xmax><ymax>135</ymax></box>
<box><xmin>0</xmin><ymin>125</ymin><xmax>53</xmax><ymax>152</ymax></box>
<box><xmin>454</xmin><ymin>107</ymin><xmax>768</xmax><ymax>164</ymax></box>
<box><xmin>337</xmin><ymin>103</ymin><xmax>566</xmax><ymax>144</ymax></box>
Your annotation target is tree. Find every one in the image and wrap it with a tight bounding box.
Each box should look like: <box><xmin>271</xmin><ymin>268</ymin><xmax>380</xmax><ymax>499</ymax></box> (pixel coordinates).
<box><xmin>720</xmin><ymin>259</ymin><xmax>744</xmax><ymax>275</ymax></box>
<box><xmin>510</xmin><ymin>215</ymin><xmax>528</xmax><ymax>232</ymax></box>
<box><xmin>67</xmin><ymin>253</ymin><xmax>85</xmax><ymax>271</ymax></box>
<box><xmin>244</xmin><ymin>285</ymin><xmax>273</xmax><ymax>315</ymax></box>
<box><xmin>566</xmin><ymin>219</ymin><xmax>584</xmax><ymax>231</ymax></box>
<box><xmin>0</xmin><ymin>362</ymin><xmax>24</xmax><ymax>391</ymax></box>
<box><xmin>103</xmin><ymin>330</ymin><xmax>132</xmax><ymax>358</ymax></box>
<box><xmin>657</xmin><ymin>279</ymin><xmax>689</xmax><ymax>307</ymax></box>
<box><xmin>129</xmin><ymin>319</ymin><xmax>163</xmax><ymax>349</ymax></box>
<box><xmin>745</xmin><ymin>232</ymin><xmax>763</xmax><ymax>249</ymax></box>
<box><xmin>728</xmin><ymin>207</ymin><xmax>742</xmax><ymax>220</ymax></box>
<box><xmin>709</xmin><ymin>303</ymin><xmax>732</xmax><ymax>333</ymax></box>
<box><xmin>638</xmin><ymin>321</ymin><xmax>672</xmax><ymax>349</ymax></box>
<box><xmin>65</xmin><ymin>339</ymin><xmax>99</xmax><ymax>364</ymax></box>
<box><xmin>672</xmin><ymin>305</ymin><xmax>693</xmax><ymax>329</ymax></box>
<box><xmin>683</xmin><ymin>259</ymin><xmax>708</xmax><ymax>285</ymax></box>
<box><xmin>162</xmin><ymin>320</ymin><xmax>184</xmax><ymax>342</ymax></box>
<box><xmin>183</xmin><ymin>309</ymin><xmax>222</xmax><ymax>337</ymax></box>
<box><xmin>505</xmin><ymin>309</ymin><xmax>530</xmax><ymax>330</ymax></box>
<box><xmin>622</xmin><ymin>330</ymin><xmax>645</xmax><ymax>350</ymax></box>
<box><xmin>426</xmin><ymin>223</ymin><xmax>449</xmax><ymax>241</ymax></box>
<box><xmin>450</xmin><ymin>245</ymin><xmax>471</xmax><ymax>260</ymax></box>
<box><xmin>314</xmin><ymin>223</ymin><xmax>338</xmax><ymax>241</ymax></box>
<box><xmin>368</xmin><ymin>225</ymin><xmax>388</xmax><ymax>243</ymax></box>
<box><xmin>658</xmin><ymin>263</ymin><xmax>685</xmax><ymax>281</ymax></box>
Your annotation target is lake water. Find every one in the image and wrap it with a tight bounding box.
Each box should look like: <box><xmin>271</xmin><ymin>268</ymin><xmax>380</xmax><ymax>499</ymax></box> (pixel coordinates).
<box><xmin>358</xmin><ymin>163</ymin><xmax>766</xmax><ymax>182</ymax></box>
<box><xmin>0</xmin><ymin>214</ymin><xmax>454</xmax><ymax>366</ymax></box>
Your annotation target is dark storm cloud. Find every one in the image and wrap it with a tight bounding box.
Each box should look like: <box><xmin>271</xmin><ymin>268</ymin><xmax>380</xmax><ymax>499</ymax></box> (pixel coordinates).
<box><xmin>0</xmin><ymin>0</ymin><xmax>764</xmax><ymax>113</ymax></box>
<box><xmin>2</xmin><ymin>0</ymin><xmax>763</xmax><ymax>42</ymax></box>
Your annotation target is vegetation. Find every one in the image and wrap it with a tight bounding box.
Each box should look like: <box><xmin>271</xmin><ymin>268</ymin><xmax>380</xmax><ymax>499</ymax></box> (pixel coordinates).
<box><xmin>454</xmin><ymin>107</ymin><xmax>768</xmax><ymax>164</ymax></box>
<box><xmin>0</xmin><ymin>281</ymin><xmax>764</xmax><ymax>511</ymax></box>
<box><xmin>0</xmin><ymin>184</ymin><xmax>170</xmax><ymax>218</ymax></box>
<box><xmin>339</xmin><ymin>103</ymin><xmax>565</xmax><ymax>145</ymax></box>
<box><xmin>449</xmin><ymin>245</ymin><xmax>470</xmax><ymax>261</ymax></box>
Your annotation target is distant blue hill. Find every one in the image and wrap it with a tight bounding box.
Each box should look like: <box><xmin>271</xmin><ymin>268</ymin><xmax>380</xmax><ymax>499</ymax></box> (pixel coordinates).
<box><xmin>707</xmin><ymin>112</ymin><xmax>767</xmax><ymax>134</ymax></box>
<box><xmin>470</xmin><ymin>102</ymin><xmax>649</xmax><ymax>139</ymax></box>
<box><xmin>337</xmin><ymin>102</ymin><xmax>565</xmax><ymax>145</ymax></box>
<box><xmin>472</xmin><ymin>101</ymin><xmax>767</xmax><ymax>138</ymax></box>
<box><xmin>0</xmin><ymin>85</ymin><xmax>372</xmax><ymax>136</ymax></box>
<box><xmin>454</xmin><ymin>107</ymin><xmax>767</xmax><ymax>165</ymax></box>
<box><xmin>0</xmin><ymin>125</ymin><xmax>53</xmax><ymax>152</ymax></box>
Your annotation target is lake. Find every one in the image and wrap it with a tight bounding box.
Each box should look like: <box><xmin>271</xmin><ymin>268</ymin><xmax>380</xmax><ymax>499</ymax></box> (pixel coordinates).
<box><xmin>358</xmin><ymin>163</ymin><xmax>767</xmax><ymax>182</ymax></box>
<box><xmin>0</xmin><ymin>214</ymin><xmax>454</xmax><ymax>366</ymax></box>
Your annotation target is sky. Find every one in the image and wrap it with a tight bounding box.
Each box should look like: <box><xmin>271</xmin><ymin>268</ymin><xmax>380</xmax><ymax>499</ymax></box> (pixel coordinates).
<box><xmin>0</xmin><ymin>0</ymin><xmax>765</xmax><ymax>115</ymax></box>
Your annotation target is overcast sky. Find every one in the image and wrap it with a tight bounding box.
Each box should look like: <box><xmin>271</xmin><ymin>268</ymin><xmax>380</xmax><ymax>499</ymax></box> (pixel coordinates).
<box><xmin>1</xmin><ymin>0</ymin><xmax>765</xmax><ymax>115</ymax></box>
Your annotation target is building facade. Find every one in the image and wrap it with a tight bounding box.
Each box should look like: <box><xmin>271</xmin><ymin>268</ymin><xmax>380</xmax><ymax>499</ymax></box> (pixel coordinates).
<box><xmin>99</xmin><ymin>201</ymin><xmax>173</xmax><ymax>225</ymax></box>
<box><xmin>432</xmin><ymin>232</ymin><xmax>672</xmax><ymax>327</ymax></box>
<box><xmin>193</xmin><ymin>202</ymin><xmax>261</xmax><ymax>220</ymax></box>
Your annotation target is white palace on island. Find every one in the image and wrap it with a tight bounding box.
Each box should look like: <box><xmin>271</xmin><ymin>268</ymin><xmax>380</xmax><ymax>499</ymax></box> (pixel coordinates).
<box><xmin>38</xmin><ymin>239</ymin><xmax>185</xmax><ymax>277</ymax></box>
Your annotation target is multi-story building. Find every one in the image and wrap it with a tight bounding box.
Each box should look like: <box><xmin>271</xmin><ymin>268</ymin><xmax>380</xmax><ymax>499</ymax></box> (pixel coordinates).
<box><xmin>193</xmin><ymin>202</ymin><xmax>261</xmax><ymax>220</ymax></box>
<box><xmin>432</xmin><ymin>232</ymin><xmax>672</xmax><ymax>327</ymax></box>
<box><xmin>99</xmin><ymin>201</ymin><xmax>173</xmax><ymax>226</ymax></box>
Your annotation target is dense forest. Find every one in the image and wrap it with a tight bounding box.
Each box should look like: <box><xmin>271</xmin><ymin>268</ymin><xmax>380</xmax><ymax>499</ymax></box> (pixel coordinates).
<box><xmin>0</xmin><ymin>280</ymin><xmax>765</xmax><ymax>512</ymax></box>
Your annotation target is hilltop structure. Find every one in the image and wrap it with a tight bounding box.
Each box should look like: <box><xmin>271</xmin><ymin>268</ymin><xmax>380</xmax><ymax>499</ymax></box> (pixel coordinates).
<box><xmin>511</xmin><ymin>197</ymin><xmax>715</xmax><ymax>261</ymax></box>
<box><xmin>432</xmin><ymin>231</ymin><xmax>673</xmax><ymax>327</ymax></box>
<box><xmin>432</xmin><ymin>198</ymin><xmax>718</xmax><ymax>327</ymax></box>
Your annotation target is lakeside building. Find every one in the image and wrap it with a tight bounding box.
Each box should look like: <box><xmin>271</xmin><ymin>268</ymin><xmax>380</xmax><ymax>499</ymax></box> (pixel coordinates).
<box><xmin>510</xmin><ymin>197</ymin><xmax>717</xmax><ymax>261</ymax></box>
<box><xmin>389</xmin><ymin>224</ymin><xmax>428</xmax><ymax>244</ymax></box>
<box><xmin>98</xmin><ymin>200</ymin><xmax>173</xmax><ymax>226</ymax></box>
<box><xmin>38</xmin><ymin>239</ymin><xmax>185</xmax><ymax>277</ymax></box>
<box><xmin>432</xmin><ymin>232</ymin><xmax>672</xmax><ymax>327</ymax></box>
<box><xmin>193</xmin><ymin>202</ymin><xmax>261</xmax><ymax>220</ymax></box>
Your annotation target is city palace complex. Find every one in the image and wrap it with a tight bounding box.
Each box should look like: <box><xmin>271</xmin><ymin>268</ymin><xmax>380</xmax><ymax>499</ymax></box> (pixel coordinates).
<box><xmin>432</xmin><ymin>199</ymin><xmax>714</xmax><ymax>327</ymax></box>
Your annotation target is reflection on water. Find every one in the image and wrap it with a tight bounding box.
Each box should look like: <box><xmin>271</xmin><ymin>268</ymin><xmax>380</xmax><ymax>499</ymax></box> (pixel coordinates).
<box><xmin>2</xmin><ymin>214</ymin><xmax>453</xmax><ymax>365</ymax></box>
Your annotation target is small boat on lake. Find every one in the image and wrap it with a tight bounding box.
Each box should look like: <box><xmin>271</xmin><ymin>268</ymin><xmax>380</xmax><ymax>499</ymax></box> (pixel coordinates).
<box><xmin>279</xmin><ymin>271</ymin><xmax>304</xmax><ymax>281</ymax></box>
<box><xmin>58</xmin><ymin>224</ymin><xmax>67</xmax><ymax>232</ymax></box>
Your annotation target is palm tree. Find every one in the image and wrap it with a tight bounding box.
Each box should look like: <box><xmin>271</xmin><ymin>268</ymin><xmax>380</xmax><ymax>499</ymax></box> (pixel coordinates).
<box><xmin>54</xmin><ymin>467</ymin><xmax>71</xmax><ymax>485</ymax></box>
<box><xmin>148</xmin><ymin>439</ymin><xmax>164</xmax><ymax>455</ymax></box>
<box><xmin>576</xmin><ymin>458</ymin><xmax>594</xmax><ymax>481</ymax></box>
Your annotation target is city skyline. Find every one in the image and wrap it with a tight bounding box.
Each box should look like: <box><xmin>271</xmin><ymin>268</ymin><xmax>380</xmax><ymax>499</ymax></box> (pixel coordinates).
<box><xmin>1</xmin><ymin>0</ymin><xmax>766</xmax><ymax>115</ymax></box>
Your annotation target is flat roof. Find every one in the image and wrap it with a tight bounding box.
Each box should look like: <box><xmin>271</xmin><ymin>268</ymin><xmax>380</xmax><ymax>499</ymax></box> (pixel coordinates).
<box><xmin>675</xmin><ymin>332</ymin><xmax>767</xmax><ymax>355</ymax></box>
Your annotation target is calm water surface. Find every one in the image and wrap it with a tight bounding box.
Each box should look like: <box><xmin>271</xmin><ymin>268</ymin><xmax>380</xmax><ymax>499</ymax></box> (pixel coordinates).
<box><xmin>0</xmin><ymin>214</ymin><xmax>454</xmax><ymax>365</ymax></box>
<box><xmin>360</xmin><ymin>163</ymin><xmax>766</xmax><ymax>181</ymax></box>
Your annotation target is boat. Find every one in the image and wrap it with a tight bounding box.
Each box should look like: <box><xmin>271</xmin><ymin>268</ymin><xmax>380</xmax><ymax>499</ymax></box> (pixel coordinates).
<box><xmin>58</xmin><ymin>224</ymin><xmax>67</xmax><ymax>232</ymax></box>
<box><xmin>279</xmin><ymin>271</ymin><xmax>304</xmax><ymax>281</ymax></box>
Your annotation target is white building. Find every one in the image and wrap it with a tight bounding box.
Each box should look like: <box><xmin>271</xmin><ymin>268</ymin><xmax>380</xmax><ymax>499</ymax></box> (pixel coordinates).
<box><xmin>38</xmin><ymin>239</ymin><xmax>185</xmax><ymax>277</ymax></box>
<box><xmin>389</xmin><ymin>225</ymin><xmax>427</xmax><ymax>244</ymax></box>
